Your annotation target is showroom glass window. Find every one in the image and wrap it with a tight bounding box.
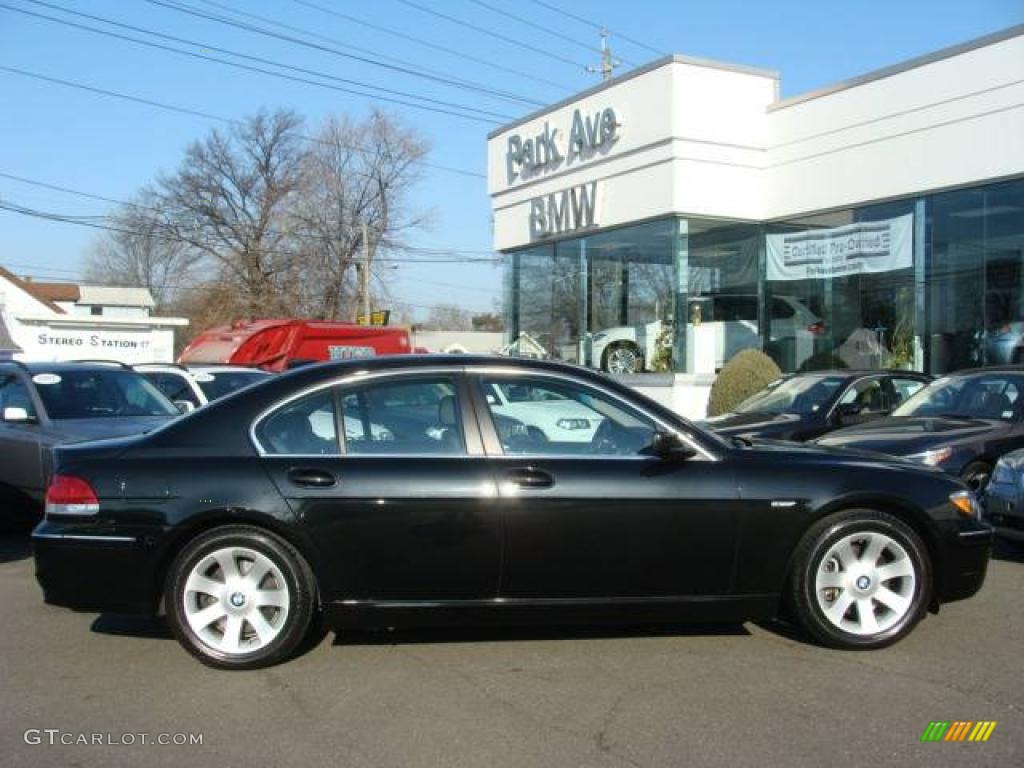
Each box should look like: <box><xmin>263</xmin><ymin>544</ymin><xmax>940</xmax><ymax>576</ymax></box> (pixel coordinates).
<box><xmin>765</xmin><ymin>200</ymin><xmax>916</xmax><ymax>374</ymax></box>
<box><xmin>507</xmin><ymin>219</ymin><xmax>676</xmax><ymax>373</ymax></box>
<box><xmin>926</xmin><ymin>178</ymin><xmax>1024</xmax><ymax>373</ymax></box>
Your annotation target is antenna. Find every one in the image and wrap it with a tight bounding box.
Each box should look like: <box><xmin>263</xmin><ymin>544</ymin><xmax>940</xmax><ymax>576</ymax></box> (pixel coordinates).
<box><xmin>585</xmin><ymin>28</ymin><xmax>621</xmax><ymax>82</ymax></box>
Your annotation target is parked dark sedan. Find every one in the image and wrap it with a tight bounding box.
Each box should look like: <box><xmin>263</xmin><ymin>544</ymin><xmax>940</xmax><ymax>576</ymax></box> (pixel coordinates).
<box><xmin>980</xmin><ymin>448</ymin><xmax>1024</xmax><ymax>545</ymax></box>
<box><xmin>817</xmin><ymin>367</ymin><xmax>1024</xmax><ymax>491</ymax></box>
<box><xmin>33</xmin><ymin>356</ymin><xmax>991</xmax><ymax>669</ymax></box>
<box><xmin>0</xmin><ymin>360</ymin><xmax>178</xmax><ymax>526</ymax></box>
<box><xmin>702</xmin><ymin>370</ymin><xmax>930</xmax><ymax>442</ymax></box>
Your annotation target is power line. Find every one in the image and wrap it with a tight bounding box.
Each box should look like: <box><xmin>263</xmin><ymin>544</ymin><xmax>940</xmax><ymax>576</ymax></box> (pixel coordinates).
<box><xmin>0</xmin><ymin>170</ymin><xmax>500</xmax><ymax>258</ymax></box>
<box><xmin>0</xmin><ymin>198</ymin><xmax>502</xmax><ymax>265</ymax></box>
<box><xmin>144</xmin><ymin>0</ymin><xmax>541</xmax><ymax>108</ymax></box>
<box><xmin>4</xmin><ymin>0</ymin><xmax>510</xmax><ymax>124</ymax></box>
<box><xmin>0</xmin><ymin>65</ymin><xmax>486</xmax><ymax>179</ymax></box>
<box><xmin>290</xmin><ymin>0</ymin><xmax>574</xmax><ymax>93</ymax></box>
<box><xmin>466</xmin><ymin>0</ymin><xmax>637</xmax><ymax>67</ymax></box>
<box><xmin>394</xmin><ymin>0</ymin><xmax>590</xmax><ymax>70</ymax></box>
<box><xmin>196</xmin><ymin>0</ymin><xmax>545</xmax><ymax>108</ymax></box>
<box><xmin>527</xmin><ymin>0</ymin><xmax>666</xmax><ymax>59</ymax></box>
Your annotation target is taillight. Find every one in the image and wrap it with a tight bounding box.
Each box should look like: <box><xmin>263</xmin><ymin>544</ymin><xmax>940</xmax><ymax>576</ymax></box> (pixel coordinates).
<box><xmin>45</xmin><ymin>474</ymin><xmax>100</xmax><ymax>517</ymax></box>
<box><xmin>807</xmin><ymin>321</ymin><xmax>825</xmax><ymax>335</ymax></box>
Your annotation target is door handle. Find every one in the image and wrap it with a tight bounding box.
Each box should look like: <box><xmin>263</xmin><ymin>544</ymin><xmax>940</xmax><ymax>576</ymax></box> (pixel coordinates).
<box><xmin>504</xmin><ymin>468</ymin><xmax>554</xmax><ymax>490</ymax></box>
<box><xmin>287</xmin><ymin>468</ymin><xmax>337</xmax><ymax>489</ymax></box>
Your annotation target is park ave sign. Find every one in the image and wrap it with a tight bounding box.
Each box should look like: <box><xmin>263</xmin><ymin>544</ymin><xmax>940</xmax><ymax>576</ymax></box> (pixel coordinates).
<box><xmin>505</xmin><ymin>106</ymin><xmax>620</xmax><ymax>184</ymax></box>
<box><xmin>506</xmin><ymin>106</ymin><xmax>620</xmax><ymax>240</ymax></box>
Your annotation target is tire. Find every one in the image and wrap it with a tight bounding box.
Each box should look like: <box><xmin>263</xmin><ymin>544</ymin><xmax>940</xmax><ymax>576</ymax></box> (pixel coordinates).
<box><xmin>165</xmin><ymin>525</ymin><xmax>317</xmax><ymax>670</ymax></box>
<box><xmin>602</xmin><ymin>342</ymin><xmax>643</xmax><ymax>375</ymax></box>
<box><xmin>789</xmin><ymin>509</ymin><xmax>931</xmax><ymax>650</ymax></box>
<box><xmin>960</xmin><ymin>461</ymin><xmax>992</xmax><ymax>493</ymax></box>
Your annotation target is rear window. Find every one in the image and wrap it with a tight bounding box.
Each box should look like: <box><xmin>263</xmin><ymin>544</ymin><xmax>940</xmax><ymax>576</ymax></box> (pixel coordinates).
<box><xmin>34</xmin><ymin>370</ymin><xmax>178</xmax><ymax>419</ymax></box>
<box><xmin>194</xmin><ymin>370</ymin><xmax>269</xmax><ymax>401</ymax></box>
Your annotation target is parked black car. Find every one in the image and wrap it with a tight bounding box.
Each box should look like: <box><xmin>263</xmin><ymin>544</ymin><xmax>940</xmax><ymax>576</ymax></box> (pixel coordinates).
<box><xmin>702</xmin><ymin>370</ymin><xmax>931</xmax><ymax>442</ymax></box>
<box><xmin>816</xmin><ymin>367</ymin><xmax>1024</xmax><ymax>490</ymax></box>
<box><xmin>33</xmin><ymin>356</ymin><xmax>990</xmax><ymax>669</ymax></box>
<box><xmin>0</xmin><ymin>360</ymin><xmax>179</xmax><ymax>526</ymax></box>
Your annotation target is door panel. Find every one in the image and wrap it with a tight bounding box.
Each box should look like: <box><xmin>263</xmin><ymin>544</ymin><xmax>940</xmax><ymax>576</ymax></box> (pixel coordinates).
<box><xmin>473</xmin><ymin>372</ymin><xmax>741</xmax><ymax>599</ymax></box>
<box><xmin>264</xmin><ymin>456</ymin><xmax>501</xmax><ymax>601</ymax></box>
<box><xmin>494</xmin><ymin>456</ymin><xmax>740</xmax><ymax>598</ymax></box>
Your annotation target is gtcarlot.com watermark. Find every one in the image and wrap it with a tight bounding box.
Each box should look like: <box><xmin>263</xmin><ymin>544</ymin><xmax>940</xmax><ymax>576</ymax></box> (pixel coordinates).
<box><xmin>24</xmin><ymin>729</ymin><xmax>203</xmax><ymax>747</ymax></box>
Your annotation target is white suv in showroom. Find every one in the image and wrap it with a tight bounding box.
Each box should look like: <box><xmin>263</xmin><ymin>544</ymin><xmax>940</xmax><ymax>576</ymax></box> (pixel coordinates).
<box><xmin>591</xmin><ymin>294</ymin><xmax>823</xmax><ymax>374</ymax></box>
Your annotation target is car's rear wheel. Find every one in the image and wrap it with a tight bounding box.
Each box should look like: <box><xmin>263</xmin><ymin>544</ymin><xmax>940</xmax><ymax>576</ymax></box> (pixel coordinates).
<box><xmin>602</xmin><ymin>342</ymin><xmax>642</xmax><ymax>374</ymax></box>
<box><xmin>789</xmin><ymin>509</ymin><xmax>931</xmax><ymax>649</ymax></box>
<box><xmin>960</xmin><ymin>461</ymin><xmax>991</xmax><ymax>493</ymax></box>
<box><xmin>165</xmin><ymin>525</ymin><xmax>316</xmax><ymax>670</ymax></box>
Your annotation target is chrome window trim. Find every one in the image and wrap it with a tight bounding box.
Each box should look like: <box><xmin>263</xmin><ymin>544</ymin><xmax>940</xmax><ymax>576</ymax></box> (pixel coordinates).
<box><xmin>470</xmin><ymin>366</ymin><xmax>718</xmax><ymax>462</ymax></box>
<box><xmin>250</xmin><ymin>366</ymin><xmax>478</xmax><ymax>458</ymax></box>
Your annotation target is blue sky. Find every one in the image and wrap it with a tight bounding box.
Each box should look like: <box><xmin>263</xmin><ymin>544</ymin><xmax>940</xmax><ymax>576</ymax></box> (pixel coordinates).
<box><xmin>1</xmin><ymin>0</ymin><xmax>1021</xmax><ymax>319</ymax></box>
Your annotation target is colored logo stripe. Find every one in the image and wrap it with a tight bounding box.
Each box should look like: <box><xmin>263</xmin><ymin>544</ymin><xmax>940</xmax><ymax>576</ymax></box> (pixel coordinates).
<box><xmin>921</xmin><ymin>721</ymin><xmax>996</xmax><ymax>742</ymax></box>
<box><xmin>969</xmin><ymin>722</ymin><xmax>997</xmax><ymax>742</ymax></box>
<box><xmin>921</xmin><ymin>722</ymin><xmax>949</xmax><ymax>742</ymax></box>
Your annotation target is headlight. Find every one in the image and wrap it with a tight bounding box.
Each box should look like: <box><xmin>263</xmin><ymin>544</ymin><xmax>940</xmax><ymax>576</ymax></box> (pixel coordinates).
<box><xmin>907</xmin><ymin>446</ymin><xmax>953</xmax><ymax>466</ymax></box>
<box><xmin>949</xmin><ymin>490</ymin><xmax>982</xmax><ymax>520</ymax></box>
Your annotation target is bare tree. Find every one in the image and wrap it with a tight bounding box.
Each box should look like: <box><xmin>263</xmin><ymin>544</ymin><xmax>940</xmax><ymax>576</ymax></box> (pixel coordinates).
<box><xmin>154</xmin><ymin>109</ymin><xmax>307</xmax><ymax>315</ymax></box>
<box><xmin>84</xmin><ymin>192</ymin><xmax>200</xmax><ymax>309</ymax></box>
<box><xmin>289</xmin><ymin>109</ymin><xmax>430</xmax><ymax>321</ymax></box>
<box><xmin>422</xmin><ymin>303</ymin><xmax>473</xmax><ymax>331</ymax></box>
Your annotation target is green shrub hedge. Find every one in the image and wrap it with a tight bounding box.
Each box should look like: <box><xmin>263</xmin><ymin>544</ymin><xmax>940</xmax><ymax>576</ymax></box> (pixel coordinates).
<box><xmin>707</xmin><ymin>348</ymin><xmax>782</xmax><ymax>417</ymax></box>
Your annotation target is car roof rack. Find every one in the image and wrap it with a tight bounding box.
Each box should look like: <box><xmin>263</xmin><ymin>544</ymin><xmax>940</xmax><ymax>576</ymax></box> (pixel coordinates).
<box><xmin>68</xmin><ymin>359</ymin><xmax>133</xmax><ymax>369</ymax></box>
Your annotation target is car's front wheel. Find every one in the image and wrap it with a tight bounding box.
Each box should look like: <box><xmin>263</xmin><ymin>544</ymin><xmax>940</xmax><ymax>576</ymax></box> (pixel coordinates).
<box><xmin>789</xmin><ymin>510</ymin><xmax>931</xmax><ymax>649</ymax></box>
<box><xmin>602</xmin><ymin>342</ymin><xmax>643</xmax><ymax>374</ymax></box>
<box><xmin>165</xmin><ymin>525</ymin><xmax>317</xmax><ymax>669</ymax></box>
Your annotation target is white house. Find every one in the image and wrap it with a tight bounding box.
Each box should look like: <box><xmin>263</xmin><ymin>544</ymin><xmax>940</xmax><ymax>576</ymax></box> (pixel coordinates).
<box><xmin>0</xmin><ymin>267</ymin><xmax>188</xmax><ymax>364</ymax></box>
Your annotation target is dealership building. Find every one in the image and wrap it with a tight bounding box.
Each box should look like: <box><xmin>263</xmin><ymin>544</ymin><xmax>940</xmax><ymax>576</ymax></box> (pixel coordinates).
<box><xmin>487</xmin><ymin>25</ymin><xmax>1024</xmax><ymax>416</ymax></box>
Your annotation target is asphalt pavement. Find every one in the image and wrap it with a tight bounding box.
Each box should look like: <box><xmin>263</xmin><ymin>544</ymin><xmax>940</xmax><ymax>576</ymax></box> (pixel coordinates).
<box><xmin>0</xmin><ymin>533</ymin><xmax>1021</xmax><ymax>768</ymax></box>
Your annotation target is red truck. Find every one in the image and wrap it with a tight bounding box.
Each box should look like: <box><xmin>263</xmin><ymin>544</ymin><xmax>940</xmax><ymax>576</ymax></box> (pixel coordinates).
<box><xmin>178</xmin><ymin>319</ymin><xmax>414</xmax><ymax>372</ymax></box>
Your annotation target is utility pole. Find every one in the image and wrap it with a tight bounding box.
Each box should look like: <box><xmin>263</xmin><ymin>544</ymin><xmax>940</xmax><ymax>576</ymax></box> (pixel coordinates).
<box><xmin>361</xmin><ymin>219</ymin><xmax>372</xmax><ymax>322</ymax></box>
<box><xmin>586</xmin><ymin>29</ymin><xmax>621</xmax><ymax>82</ymax></box>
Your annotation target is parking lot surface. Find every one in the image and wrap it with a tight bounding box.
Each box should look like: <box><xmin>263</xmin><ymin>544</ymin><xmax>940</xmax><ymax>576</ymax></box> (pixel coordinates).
<box><xmin>0</xmin><ymin>534</ymin><xmax>1021</xmax><ymax>768</ymax></box>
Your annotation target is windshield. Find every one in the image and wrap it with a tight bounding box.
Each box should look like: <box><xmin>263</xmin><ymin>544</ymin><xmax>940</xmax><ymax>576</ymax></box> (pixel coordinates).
<box><xmin>194</xmin><ymin>370</ymin><xmax>269</xmax><ymax>401</ymax></box>
<box><xmin>733</xmin><ymin>376</ymin><xmax>847</xmax><ymax>416</ymax></box>
<box><xmin>893</xmin><ymin>374</ymin><xmax>1024</xmax><ymax>420</ymax></box>
<box><xmin>34</xmin><ymin>369</ymin><xmax>178</xmax><ymax>419</ymax></box>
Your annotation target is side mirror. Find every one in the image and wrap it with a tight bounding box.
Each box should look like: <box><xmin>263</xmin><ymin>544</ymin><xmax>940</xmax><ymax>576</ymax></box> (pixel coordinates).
<box><xmin>650</xmin><ymin>431</ymin><xmax>697</xmax><ymax>461</ymax></box>
<box><xmin>173</xmin><ymin>400</ymin><xmax>196</xmax><ymax>414</ymax></box>
<box><xmin>2</xmin><ymin>406</ymin><xmax>34</xmax><ymax>423</ymax></box>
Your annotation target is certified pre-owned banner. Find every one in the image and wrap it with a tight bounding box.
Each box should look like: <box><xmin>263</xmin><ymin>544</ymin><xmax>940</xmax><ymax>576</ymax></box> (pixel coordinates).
<box><xmin>767</xmin><ymin>213</ymin><xmax>913</xmax><ymax>281</ymax></box>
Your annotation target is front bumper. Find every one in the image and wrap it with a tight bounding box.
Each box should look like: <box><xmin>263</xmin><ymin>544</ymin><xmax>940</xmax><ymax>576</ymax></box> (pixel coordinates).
<box><xmin>32</xmin><ymin>520</ymin><xmax>161</xmax><ymax>614</ymax></box>
<box><xmin>935</xmin><ymin>522</ymin><xmax>993</xmax><ymax>604</ymax></box>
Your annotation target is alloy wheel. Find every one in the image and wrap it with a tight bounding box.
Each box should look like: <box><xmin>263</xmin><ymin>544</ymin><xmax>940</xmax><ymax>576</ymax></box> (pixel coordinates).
<box><xmin>814</xmin><ymin>531</ymin><xmax>917</xmax><ymax>636</ymax></box>
<box><xmin>607</xmin><ymin>346</ymin><xmax>639</xmax><ymax>375</ymax></box>
<box><xmin>182</xmin><ymin>546</ymin><xmax>291</xmax><ymax>655</ymax></box>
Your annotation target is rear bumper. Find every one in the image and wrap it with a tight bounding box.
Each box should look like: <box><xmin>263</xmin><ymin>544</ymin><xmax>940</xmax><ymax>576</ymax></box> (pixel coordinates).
<box><xmin>32</xmin><ymin>520</ymin><xmax>160</xmax><ymax>614</ymax></box>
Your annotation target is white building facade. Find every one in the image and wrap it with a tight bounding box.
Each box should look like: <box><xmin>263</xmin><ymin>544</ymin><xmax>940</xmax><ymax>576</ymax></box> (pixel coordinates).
<box><xmin>487</xmin><ymin>25</ymin><xmax>1024</xmax><ymax>417</ymax></box>
<box><xmin>0</xmin><ymin>269</ymin><xmax>188</xmax><ymax>364</ymax></box>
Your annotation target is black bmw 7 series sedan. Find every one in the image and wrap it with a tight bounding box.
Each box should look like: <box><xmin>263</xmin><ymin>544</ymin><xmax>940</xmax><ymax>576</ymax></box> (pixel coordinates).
<box><xmin>33</xmin><ymin>356</ymin><xmax>992</xmax><ymax>669</ymax></box>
